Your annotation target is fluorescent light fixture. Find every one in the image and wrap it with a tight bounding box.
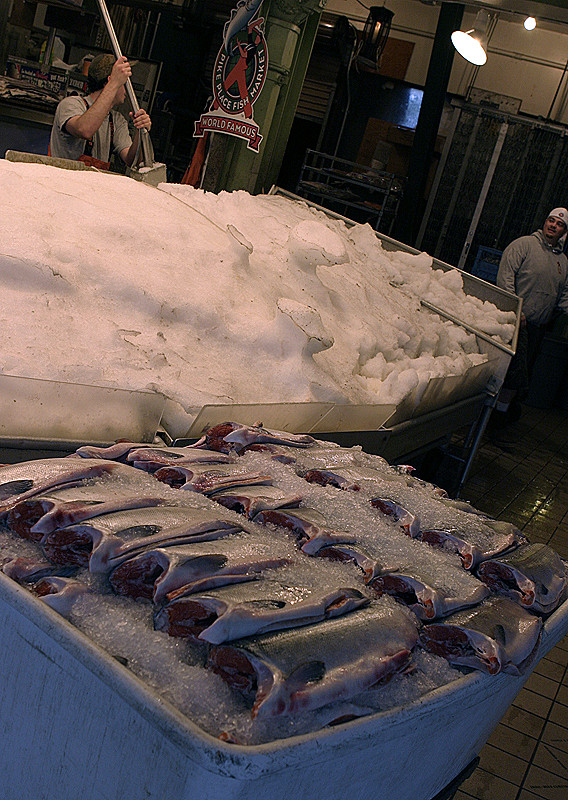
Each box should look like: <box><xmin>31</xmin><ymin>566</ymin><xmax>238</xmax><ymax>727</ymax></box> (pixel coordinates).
<box><xmin>524</xmin><ymin>16</ymin><xmax>537</xmax><ymax>30</ymax></box>
<box><xmin>451</xmin><ymin>10</ymin><xmax>492</xmax><ymax>66</ymax></box>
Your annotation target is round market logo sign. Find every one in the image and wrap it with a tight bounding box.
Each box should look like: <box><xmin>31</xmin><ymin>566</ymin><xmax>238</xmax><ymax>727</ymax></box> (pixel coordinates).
<box><xmin>213</xmin><ymin>18</ymin><xmax>267</xmax><ymax>117</ymax></box>
<box><xmin>195</xmin><ymin>0</ymin><xmax>268</xmax><ymax>152</ymax></box>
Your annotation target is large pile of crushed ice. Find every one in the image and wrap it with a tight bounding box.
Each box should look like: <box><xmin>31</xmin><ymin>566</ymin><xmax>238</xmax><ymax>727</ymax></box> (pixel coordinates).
<box><xmin>0</xmin><ymin>160</ymin><xmax>515</xmax><ymax>431</ymax></box>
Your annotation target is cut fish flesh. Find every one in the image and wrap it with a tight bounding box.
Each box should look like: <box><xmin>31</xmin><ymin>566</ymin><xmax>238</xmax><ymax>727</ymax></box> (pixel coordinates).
<box><xmin>73</xmin><ymin>442</ymin><xmax>155</xmax><ymax>461</ymax></box>
<box><xmin>369</xmin><ymin>564</ymin><xmax>489</xmax><ymax>620</ymax></box>
<box><xmin>8</xmin><ymin>492</ymin><xmax>170</xmax><ymax>541</ymax></box>
<box><xmin>30</xmin><ymin>575</ymin><xmax>89</xmax><ymax>617</ymax></box>
<box><xmin>109</xmin><ymin>533</ymin><xmax>293</xmax><ymax>603</ymax></box>
<box><xmin>420</xmin><ymin>596</ymin><xmax>543</xmax><ymax>675</ymax></box>
<box><xmin>154</xmin><ymin>571</ymin><xmax>368</xmax><ymax>643</ymax></box>
<box><xmin>416</xmin><ymin>525</ymin><xmax>521</xmax><ymax>570</ymax></box>
<box><xmin>126</xmin><ymin>446</ymin><xmax>232</xmax><ymax>472</ymax></box>
<box><xmin>296</xmin><ymin>460</ymin><xmax>429</xmax><ymax>494</ymax></box>
<box><xmin>5</xmin><ymin>464</ymin><xmax>179</xmax><ymax>538</ymax></box>
<box><xmin>211</xmin><ymin>485</ymin><xmax>303</xmax><ymax>518</ymax></box>
<box><xmin>370</xmin><ymin>497</ymin><xmax>421</xmax><ymax>536</ymax></box>
<box><xmin>251</xmin><ymin>507</ymin><xmax>356</xmax><ymax>555</ymax></box>
<box><xmin>299</xmin><ymin>464</ymin><xmax>396</xmax><ymax>492</ymax></box>
<box><xmin>314</xmin><ymin>543</ymin><xmax>385</xmax><ymax>581</ymax></box>
<box><xmin>208</xmin><ymin>599</ymin><xmax>418</xmax><ymax>718</ymax></box>
<box><xmin>200</xmin><ymin>422</ymin><xmax>318</xmax><ymax>454</ymax></box>
<box><xmin>0</xmin><ymin>459</ymin><xmax>131</xmax><ymax>518</ymax></box>
<box><xmin>2</xmin><ymin>556</ymin><xmax>78</xmax><ymax>583</ymax></box>
<box><xmin>42</xmin><ymin>505</ymin><xmax>248</xmax><ymax>571</ymax></box>
<box><xmin>237</xmin><ymin>443</ymin><xmax>299</xmax><ymax>464</ymax></box>
<box><xmin>302</xmin><ymin>468</ymin><xmax>362</xmax><ymax>491</ymax></box>
<box><xmin>477</xmin><ymin>543</ymin><xmax>568</xmax><ymax>614</ymax></box>
<box><xmin>368</xmin><ymin>491</ymin><xmax>524</xmax><ymax>569</ymax></box>
<box><xmin>154</xmin><ymin>464</ymin><xmax>272</xmax><ymax>494</ymax></box>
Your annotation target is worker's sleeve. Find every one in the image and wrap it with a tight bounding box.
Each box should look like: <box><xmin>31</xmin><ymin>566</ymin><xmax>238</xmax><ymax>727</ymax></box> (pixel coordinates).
<box><xmin>557</xmin><ymin>261</ymin><xmax>568</xmax><ymax>314</ymax></box>
<box><xmin>496</xmin><ymin>238</ymin><xmax>528</xmax><ymax>295</ymax></box>
<box><xmin>55</xmin><ymin>96</ymin><xmax>88</xmax><ymax>136</ymax></box>
<box><xmin>111</xmin><ymin>112</ymin><xmax>133</xmax><ymax>157</ymax></box>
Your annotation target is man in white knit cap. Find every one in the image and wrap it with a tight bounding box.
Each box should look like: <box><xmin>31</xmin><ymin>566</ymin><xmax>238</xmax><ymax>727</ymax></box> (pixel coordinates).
<box><xmin>490</xmin><ymin>208</ymin><xmax>568</xmax><ymax>440</ymax></box>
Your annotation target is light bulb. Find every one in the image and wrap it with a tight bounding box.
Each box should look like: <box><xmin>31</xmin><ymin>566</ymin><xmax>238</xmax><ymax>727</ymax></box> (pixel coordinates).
<box><xmin>524</xmin><ymin>17</ymin><xmax>537</xmax><ymax>31</ymax></box>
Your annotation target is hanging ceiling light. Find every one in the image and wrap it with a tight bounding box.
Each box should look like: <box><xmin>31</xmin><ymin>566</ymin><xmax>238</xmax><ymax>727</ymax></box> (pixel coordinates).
<box><xmin>359</xmin><ymin>6</ymin><xmax>394</xmax><ymax>66</ymax></box>
<box><xmin>451</xmin><ymin>9</ymin><xmax>492</xmax><ymax>66</ymax></box>
<box><xmin>524</xmin><ymin>16</ymin><xmax>537</xmax><ymax>31</ymax></box>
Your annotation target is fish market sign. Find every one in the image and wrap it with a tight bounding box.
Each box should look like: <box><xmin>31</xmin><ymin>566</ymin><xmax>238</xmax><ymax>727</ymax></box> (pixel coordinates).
<box><xmin>195</xmin><ymin>0</ymin><xmax>268</xmax><ymax>152</ymax></box>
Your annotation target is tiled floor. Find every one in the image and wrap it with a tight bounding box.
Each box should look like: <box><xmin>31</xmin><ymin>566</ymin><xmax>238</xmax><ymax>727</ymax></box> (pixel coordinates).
<box><xmin>448</xmin><ymin>403</ymin><xmax>568</xmax><ymax>800</ymax></box>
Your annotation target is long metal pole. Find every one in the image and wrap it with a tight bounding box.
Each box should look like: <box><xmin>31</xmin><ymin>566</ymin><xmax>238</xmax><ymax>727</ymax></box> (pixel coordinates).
<box><xmin>95</xmin><ymin>0</ymin><xmax>154</xmax><ymax>168</ymax></box>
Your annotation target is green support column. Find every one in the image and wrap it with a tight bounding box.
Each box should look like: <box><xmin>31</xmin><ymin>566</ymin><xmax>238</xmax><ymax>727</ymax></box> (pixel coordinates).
<box><xmin>260</xmin><ymin>7</ymin><xmax>322</xmax><ymax>191</ymax></box>
<box><xmin>392</xmin><ymin>3</ymin><xmax>464</xmax><ymax>246</ymax></box>
<box><xmin>201</xmin><ymin>0</ymin><xmax>325</xmax><ymax>195</ymax></box>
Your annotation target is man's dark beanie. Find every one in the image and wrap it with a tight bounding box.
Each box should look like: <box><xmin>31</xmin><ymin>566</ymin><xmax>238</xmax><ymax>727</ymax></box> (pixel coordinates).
<box><xmin>87</xmin><ymin>54</ymin><xmax>115</xmax><ymax>92</ymax></box>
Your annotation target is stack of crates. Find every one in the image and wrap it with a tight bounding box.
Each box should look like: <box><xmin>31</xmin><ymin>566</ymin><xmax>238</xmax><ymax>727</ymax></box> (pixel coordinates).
<box><xmin>470</xmin><ymin>246</ymin><xmax>503</xmax><ymax>284</ymax></box>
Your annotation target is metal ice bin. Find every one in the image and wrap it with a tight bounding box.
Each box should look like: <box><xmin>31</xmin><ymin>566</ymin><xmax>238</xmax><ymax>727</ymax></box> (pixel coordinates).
<box><xmin>271</xmin><ymin>187</ymin><xmax>521</xmax><ymax>396</ymax></box>
<box><xmin>161</xmin><ymin>189</ymin><xmax>521</xmax><ymax>445</ymax></box>
<box><xmin>0</xmin><ymin>374</ymin><xmax>165</xmax><ymax>449</ymax></box>
<box><xmin>1</xmin><ymin>569</ymin><xmax>566</xmax><ymax>800</ymax></box>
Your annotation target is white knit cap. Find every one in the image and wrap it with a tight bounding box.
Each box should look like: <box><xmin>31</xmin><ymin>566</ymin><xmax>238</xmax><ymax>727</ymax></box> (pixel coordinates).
<box><xmin>547</xmin><ymin>207</ymin><xmax>568</xmax><ymax>228</ymax></box>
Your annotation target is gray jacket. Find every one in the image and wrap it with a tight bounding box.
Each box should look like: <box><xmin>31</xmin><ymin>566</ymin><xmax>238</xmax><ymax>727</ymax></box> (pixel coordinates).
<box><xmin>497</xmin><ymin>230</ymin><xmax>568</xmax><ymax>325</ymax></box>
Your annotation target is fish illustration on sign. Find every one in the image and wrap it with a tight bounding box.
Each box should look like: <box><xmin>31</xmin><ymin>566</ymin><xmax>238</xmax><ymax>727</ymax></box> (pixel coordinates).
<box><xmin>223</xmin><ymin>0</ymin><xmax>264</xmax><ymax>55</ymax></box>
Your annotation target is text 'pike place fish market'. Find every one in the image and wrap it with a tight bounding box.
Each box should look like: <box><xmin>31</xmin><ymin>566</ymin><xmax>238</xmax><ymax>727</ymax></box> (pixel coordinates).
<box><xmin>1</xmin><ymin>422</ymin><xmax>566</xmax><ymax>744</ymax></box>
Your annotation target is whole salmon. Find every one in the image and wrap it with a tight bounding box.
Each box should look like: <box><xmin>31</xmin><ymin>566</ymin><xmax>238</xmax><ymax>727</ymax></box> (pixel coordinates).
<box><xmin>208</xmin><ymin>598</ymin><xmax>418</xmax><ymax>718</ymax></box>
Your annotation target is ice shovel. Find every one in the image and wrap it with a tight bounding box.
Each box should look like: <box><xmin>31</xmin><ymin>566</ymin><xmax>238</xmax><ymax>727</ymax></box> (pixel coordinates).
<box><xmin>95</xmin><ymin>0</ymin><xmax>167</xmax><ymax>186</ymax></box>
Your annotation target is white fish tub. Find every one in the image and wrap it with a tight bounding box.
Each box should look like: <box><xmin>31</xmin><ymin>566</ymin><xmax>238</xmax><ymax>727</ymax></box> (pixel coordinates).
<box><xmin>1</xmin><ymin>570</ymin><xmax>567</xmax><ymax>800</ymax></box>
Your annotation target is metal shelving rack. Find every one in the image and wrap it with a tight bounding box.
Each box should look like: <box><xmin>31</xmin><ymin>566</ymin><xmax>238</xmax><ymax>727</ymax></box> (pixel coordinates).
<box><xmin>295</xmin><ymin>149</ymin><xmax>404</xmax><ymax>234</ymax></box>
